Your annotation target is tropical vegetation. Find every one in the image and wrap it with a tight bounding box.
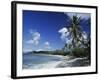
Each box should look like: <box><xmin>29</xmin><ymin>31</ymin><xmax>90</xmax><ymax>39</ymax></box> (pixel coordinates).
<box><xmin>31</xmin><ymin>14</ymin><xmax>90</xmax><ymax>59</ymax></box>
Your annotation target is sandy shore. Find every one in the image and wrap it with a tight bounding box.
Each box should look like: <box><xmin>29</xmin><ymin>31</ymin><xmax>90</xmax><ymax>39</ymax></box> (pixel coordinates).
<box><xmin>23</xmin><ymin>53</ymin><xmax>90</xmax><ymax>69</ymax></box>
<box><xmin>56</xmin><ymin>57</ymin><xmax>90</xmax><ymax>68</ymax></box>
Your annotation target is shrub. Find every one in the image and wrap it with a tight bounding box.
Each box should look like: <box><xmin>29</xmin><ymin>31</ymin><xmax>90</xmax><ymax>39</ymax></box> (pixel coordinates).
<box><xmin>72</xmin><ymin>48</ymin><xmax>90</xmax><ymax>57</ymax></box>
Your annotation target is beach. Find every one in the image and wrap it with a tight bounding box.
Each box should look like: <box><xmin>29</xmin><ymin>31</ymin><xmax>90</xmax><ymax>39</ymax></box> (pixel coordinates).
<box><xmin>23</xmin><ymin>53</ymin><xmax>90</xmax><ymax>69</ymax></box>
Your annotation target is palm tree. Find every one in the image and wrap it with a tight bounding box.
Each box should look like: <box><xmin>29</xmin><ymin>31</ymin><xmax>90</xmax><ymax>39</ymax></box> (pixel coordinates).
<box><xmin>69</xmin><ymin>15</ymin><xmax>83</xmax><ymax>48</ymax></box>
<box><xmin>63</xmin><ymin>14</ymin><xmax>90</xmax><ymax>52</ymax></box>
<box><xmin>62</xmin><ymin>15</ymin><xmax>82</xmax><ymax>53</ymax></box>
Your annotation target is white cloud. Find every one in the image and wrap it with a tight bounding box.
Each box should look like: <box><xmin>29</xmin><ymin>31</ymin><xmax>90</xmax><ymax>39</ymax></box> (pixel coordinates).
<box><xmin>36</xmin><ymin>49</ymin><xmax>43</xmax><ymax>51</ymax></box>
<box><xmin>82</xmin><ymin>31</ymin><xmax>87</xmax><ymax>40</ymax></box>
<box><xmin>58</xmin><ymin>27</ymin><xmax>68</xmax><ymax>33</ymax></box>
<box><xmin>29</xmin><ymin>29</ymin><xmax>34</xmax><ymax>34</ymax></box>
<box><xmin>26</xmin><ymin>30</ymin><xmax>40</xmax><ymax>46</ymax></box>
<box><xmin>45</xmin><ymin>42</ymin><xmax>50</xmax><ymax>46</ymax></box>
<box><xmin>26</xmin><ymin>40</ymin><xmax>34</xmax><ymax>44</ymax></box>
<box><xmin>23</xmin><ymin>49</ymin><xmax>33</xmax><ymax>53</ymax></box>
<box><xmin>64</xmin><ymin>12</ymin><xmax>90</xmax><ymax>19</ymax></box>
<box><xmin>44</xmin><ymin>41</ymin><xmax>51</xmax><ymax>49</ymax></box>
<box><xmin>66</xmin><ymin>38</ymin><xmax>72</xmax><ymax>44</ymax></box>
<box><xmin>58</xmin><ymin>27</ymin><xmax>70</xmax><ymax>41</ymax></box>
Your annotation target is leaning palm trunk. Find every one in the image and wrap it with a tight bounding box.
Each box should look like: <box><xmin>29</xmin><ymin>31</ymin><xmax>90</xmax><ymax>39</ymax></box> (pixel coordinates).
<box><xmin>63</xmin><ymin>15</ymin><xmax>89</xmax><ymax>55</ymax></box>
<box><xmin>69</xmin><ymin>15</ymin><xmax>82</xmax><ymax>48</ymax></box>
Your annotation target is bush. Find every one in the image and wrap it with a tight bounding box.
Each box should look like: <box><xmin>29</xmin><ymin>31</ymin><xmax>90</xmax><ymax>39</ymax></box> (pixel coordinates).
<box><xmin>72</xmin><ymin>48</ymin><xmax>90</xmax><ymax>57</ymax></box>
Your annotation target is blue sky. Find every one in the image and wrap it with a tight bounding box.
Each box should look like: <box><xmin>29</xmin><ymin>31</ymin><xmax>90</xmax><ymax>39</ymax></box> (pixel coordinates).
<box><xmin>22</xmin><ymin>10</ymin><xmax>90</xmax><ymax>52</ymax></box>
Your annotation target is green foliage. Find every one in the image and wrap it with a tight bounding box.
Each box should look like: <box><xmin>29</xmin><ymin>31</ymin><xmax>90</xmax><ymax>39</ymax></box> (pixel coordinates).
<box><xmin>62</xmin><ymin>15</ymin><xmax>90</xmax><ymax>58</ymax></box>
<box><xmin>72</xmin><ymin>48</ymin><xmax>90</xmax><ymax>58</ymax></box>
<box><xmin>70</xmin><ymin>15</ymin><xmax>83</xmax><ymax>48</ymax></box>
<box><xmin>33</xmin><ymin>50</ymin><xmax>70</xmax><ymax>56</ymax></box>
<box><xmin>31</xmin><ymin>15</ymin><xmax>91</xmax><ymax>58</ymax></box>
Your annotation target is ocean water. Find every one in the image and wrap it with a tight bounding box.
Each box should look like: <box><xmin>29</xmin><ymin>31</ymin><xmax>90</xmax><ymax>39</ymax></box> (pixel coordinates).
<box><xmin>23</xmin><ymin>53</ymin><xmax>63</xmax><ymax>69</ymax></box>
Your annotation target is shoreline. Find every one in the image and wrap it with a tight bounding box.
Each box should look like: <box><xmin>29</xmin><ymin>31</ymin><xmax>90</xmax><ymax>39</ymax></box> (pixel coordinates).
<box><xmin>23</xmin><ymin>53</ymin><xmax>90</xmax><ymax>69</ymax></box>
<box><xmin>29</xmin><ymin>53</ymin><xmax>66</xmax><ymax>58</ymax></box>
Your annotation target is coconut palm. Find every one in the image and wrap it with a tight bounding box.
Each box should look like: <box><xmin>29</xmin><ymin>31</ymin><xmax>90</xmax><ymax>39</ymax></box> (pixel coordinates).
<box><xmin>62</xmin><ymin>15</ymin><xmax>82</xmax><ymax>52</ymax></box>
<box><xmin>63</xmin><ymin>14</ymin><xmax>90</xmax><ymax>52</ymax></box>
<box><xmin>68</xmin><ymin>15</ymin><xmax>83</xmax><ymax>48</ymax></box>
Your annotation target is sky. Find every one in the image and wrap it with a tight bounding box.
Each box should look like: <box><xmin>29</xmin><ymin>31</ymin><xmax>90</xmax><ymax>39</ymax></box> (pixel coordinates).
<box><xmin>22</xmin><ymin>10</ymin><xmax>91</xmax><ymax>52</ymax></box>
